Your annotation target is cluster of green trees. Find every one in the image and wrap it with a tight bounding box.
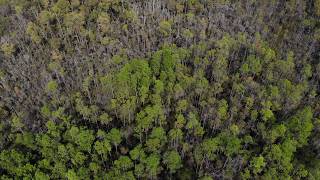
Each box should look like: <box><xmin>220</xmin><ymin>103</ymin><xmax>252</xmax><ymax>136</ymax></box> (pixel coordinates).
<box><xmin>1</xmin><ymin>0</ymin><xmax>320</xmax><ymax>179</ymax></box>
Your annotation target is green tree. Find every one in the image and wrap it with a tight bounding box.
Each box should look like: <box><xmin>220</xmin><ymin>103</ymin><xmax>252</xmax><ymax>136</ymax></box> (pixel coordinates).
<box><xmin>67</xmin><ymin>126</ymin><xmax>95</xmax><ymax>152</ymax></box>
<box><xmin>286</xmin><ymin>107</ymin><xmax>313</xmax><ymax>147</ymax></box>
<box><xmin>94</xmin><ymin>139</ymin><xmax>112</xmax><ymax>159</ymax></box>
<box><xmin>250</xmin><ymin>156</ymin><xmax>266</xmax><ymax>175</ymax></box>
<box><xmin>64</xmin><ymin>12</ymin><xmax>85</xmax><ymax>32</ymax></box>
<box><xmin>26</xmin><ymin>22</ymin><xmax>41</xmax><ymax>43</ymax></box>
<box><xmin>97</xmin><ymin>13</ymin><xmax>111</xmax><ymax>33</ymax></box>
<box><xmin>66</xmin><ymin>169</ymin><xmax>78</xmax><ymax>180</ymax></box>
<box><xmin>163</xmin><ymin>150</ymin><xmax>182</xmax><ymax>173</ymax></box>
<box><xmin>114</xmin><ymin>156</ymin><xmax>134</xmax><ymax>171</ymax></box>
<box><xmin>107</xmin><ymin>128</ymin><xmax>122</xmax><ymax>150</ymax></box>
<box><xmin>144</xmin><ymin>153</ymin><xmax>161</xmax><ymax>178</ymax></box>
<box><xmin>52</xmin><ymin>0</ymin><xmax>70</xmax><ymax>14</ymax></box>
<box><xmin>130</xmin><ymin>144</ymin><xmax>146</xmax><ymax>161</ymax></box>
<box><xmin>35</xmin><ymin>171</ymin><xmax>50</xmax><ymax>180</ymax></box>
<box><xmin>316</xmin><ymin>0</ymin><xmax>320</xmax><ymax>16</ymax></box>
<box><xmin>1</xmin><ymin>42</ymin><xmax>15</xmax><ymax>57</ymax></box>
<box><xmin>159</xmin><ymin>20</ymin><xmax>172</xmax><ymax>37</ymax></box>
<box><xmin>11</xmin><ymin>116</ymin><xmax>24</xmax><ymax>132</ymax></box>
<box><xmin>111</xmin><ymin>59</ymin><xmax>152</xmax><ymax>124</ymax></box>
<box><xmin>99</xmin><ymin>113</ymin><xmax>112</xmax><ymax>125</ymax></box>
<box><xmin>169</xmin><ymin>128</ymin><xmax>183</xmax><ymax>148</ymax></box>
<box><xmin>46</xmin><ymin>80</ymin><xmax>58</xmax><ymax>93</ymax></box>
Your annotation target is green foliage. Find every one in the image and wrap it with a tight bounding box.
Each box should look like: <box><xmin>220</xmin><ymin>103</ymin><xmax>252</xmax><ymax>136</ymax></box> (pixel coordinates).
<box><xmin>99</xmin><ymin>113</ymin><xmax>112</xmax><ymax>125</ymax></box>
<box><xmin>46</xmin><ymin>80</ymin><xmax>58</xmax><ymax>93</ymax></box>
<box><xmin>135</xmin><ymin>105</ymin><xmax>165</xmax><ymax>137</ymax></box>
<box><xmin>67</xmin><ymin>126</ymin><xmax>95</xmax><ymax>152</ymax></box>
<box><xmin>15</xmin><ymin>132</ymin><xmax>36</xmax><ymax>150</ymax></box>
<box><xmin>163</xmin><ymin>150</ymin><xmax>182</xmax><ymax>173</ymax></box>
<box><xmin>64</xmin><ymin>12</ymin><xmax>85</xmax><ymax>31</ymax></box>
<box><xmin>316</xmin><ymin>0</ymin><xmax>320</xmax><ymax>16</ymax></box>
<box><xmin>241</xmin><ymin>55</ymin><xmax>262</xmax><ymax>75</ymax></box>
<box><xmin>66</xmin><ymin>169</ymin><xmax>78</xmax><ymax>180</ymax></box>
<box><xmin>38</xmin><ymin>10</ymin><xmax>53</xmax><ymax>25</ymax></box>
<box><xmin>250</xmin><ymin>156</ymin><xmax>266</xmax><ymax>174</ymax></box>
<box><xmin>97</xmin><ymin>13</ymin><xmax>110</xmax><ymax>33</ymax></box>
<box><xmin>1</xmin><ymin>1</ymin><xmax>319</xmax><ymax>179</ymax></box>
<box><xmin>52</xmin><ymin>0</ymin><xmax>70</xmax><ymax>14</ymax></box>
<box><xmin>186</xmin><ymin>112</ymin><xmax>204</xmax><ymax>137</ymax></box>
<box><xmin>94</xmin><ymin>139</ymin><xmax>111</xmax><ymax>158</ymax></box>
<box><xmin>107</xmin><ymin>128</ymin><xmax>122</xmax><ymax>148</ymax></box>
<box><xmin>286</xmin><ymin>107</ymin><xmax>313</xmax><ymax>146</ymax></box>
<box><xmin>11</xmin><ymin>115</ymin><xmax>24</xmax><ymax>132</ymax></box>
<box><xmin>144</xmin><ymin>153</ymin><xmax>160</xmax><ymax>178</ymax></box>
<box><xmin>114</xmin><ymin>156</ymin><xmax>133</xmax><ymax>171</ymax></box>
<box><xmin>111</xmin><ymin>59</ymin><xmax>152</xmax><ymax>123</ymax></box>
<box><xmin>182</xmin><ymin>28</ymin><xmax>194</xmax><ymax>39</ymax></box>
<box><xmin>217</xmin><ymin>99</ymin><xmax>228</xmax><ymax>121</ymax></box>
<box><xmin>26</xmin><ymin>22</ymin><xmax>41</xmax><ymax>44</ymax></box>
<box><xmin>35</xmin><ymin>171</ymin><xmax>50</xmax><ymax>180</ymax></box>
<box><xmin>0</xmin><ymin>150</ymin><xmax>34</xmax><ymax>177</ymax></box>
<box><xmin>1</xmin><ymin>43</ymin><xmax>15</xmax><ymax>56</ymax></box>
<box><xmin>159</xmin><ymin>20</ymin><xmax>172</xmax><ymax>37</ymax></box>
<box><xmin>130</xmin><ymin>145</ymin><xmax>146</xmax><ymax>161</ymax></box>
<box><xmin>0</xmin><ymin>15</ymin><xmax>9</xmax><ymax>36</ymax></box>
<box><xmin>269</xmin><ymin>124</ymin><xmax>286</xmax><ymax>143</ymax></box>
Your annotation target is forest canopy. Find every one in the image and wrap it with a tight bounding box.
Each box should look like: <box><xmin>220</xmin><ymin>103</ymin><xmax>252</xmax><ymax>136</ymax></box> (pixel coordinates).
<box><xmin>1</xmin><ymin>0</ymin><xmax>320</xmax><ymax>179</ymax></box>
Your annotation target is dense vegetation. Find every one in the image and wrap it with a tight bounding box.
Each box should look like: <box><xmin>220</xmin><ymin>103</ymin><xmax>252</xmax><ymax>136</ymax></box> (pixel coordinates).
<box><xmin>1</xmin><ymin>0</ymin><xmax>320</xmax><ymax>179</ymax></box>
